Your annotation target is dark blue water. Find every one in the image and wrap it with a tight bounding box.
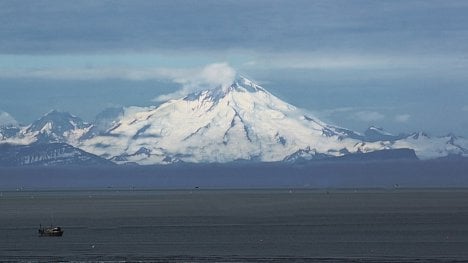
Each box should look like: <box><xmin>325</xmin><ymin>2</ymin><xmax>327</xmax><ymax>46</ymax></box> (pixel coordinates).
<box><xmin>1</xmin><ymin>189</ymin><xmax>468</xmax><ymax>262</ymax></box>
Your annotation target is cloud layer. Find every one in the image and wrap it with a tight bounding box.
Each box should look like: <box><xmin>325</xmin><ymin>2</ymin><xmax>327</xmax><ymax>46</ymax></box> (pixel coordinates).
<box><xmin>0</xmin><ymin>67</ymin><xmax>189</xmax><ymax>81</ymax></box>
<box><xmin>2</xmin><ymin>1</ymin><xmax>468</xmax><ymax>55</ymax></box>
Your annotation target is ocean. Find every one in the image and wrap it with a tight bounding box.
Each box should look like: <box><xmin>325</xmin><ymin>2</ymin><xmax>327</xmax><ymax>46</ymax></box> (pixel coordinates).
<box><xmin>1</xmin><ymin>189</ymin><xmax>468</xmax><ymax>262</ymax></box>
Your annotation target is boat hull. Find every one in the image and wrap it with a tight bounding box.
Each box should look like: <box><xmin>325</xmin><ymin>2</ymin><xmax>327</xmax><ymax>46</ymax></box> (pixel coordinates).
<box><xmin>38</xmin><ymin>227</ymin><xmax>64</xmax><ymax>237</ymax></box>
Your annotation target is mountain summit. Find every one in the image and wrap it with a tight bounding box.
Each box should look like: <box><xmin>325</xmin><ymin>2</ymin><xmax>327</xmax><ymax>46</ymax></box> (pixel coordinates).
<box><xmin>25</xmin><ymin>110</ymin><xmax>92</xmax><ymax>143</ymax></box>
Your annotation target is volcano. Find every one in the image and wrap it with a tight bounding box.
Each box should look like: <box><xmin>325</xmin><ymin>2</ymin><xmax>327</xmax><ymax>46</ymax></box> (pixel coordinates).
<box><xmin>78</xmin><ymin>77</ymin><xmax>399</xmax><ymax>164</ymax></box>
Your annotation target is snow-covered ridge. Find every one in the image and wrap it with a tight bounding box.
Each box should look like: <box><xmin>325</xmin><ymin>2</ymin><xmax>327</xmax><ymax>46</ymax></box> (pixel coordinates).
<box><xmin>1</xmin><ymin>76</ymin><xmax>467</xmax><ymax>165</ymax></box>
<box><xmin>1</xmin><ymin>110</ymin><xmax>93</xmax><ymax>146</ymax></box>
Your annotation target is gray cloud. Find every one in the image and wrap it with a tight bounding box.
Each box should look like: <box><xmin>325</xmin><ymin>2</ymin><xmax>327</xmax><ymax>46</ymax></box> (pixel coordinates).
<box><xmin>1</xmin><ymin>0</ymin><xmax>468</xmax><ymax>54</ymax></box>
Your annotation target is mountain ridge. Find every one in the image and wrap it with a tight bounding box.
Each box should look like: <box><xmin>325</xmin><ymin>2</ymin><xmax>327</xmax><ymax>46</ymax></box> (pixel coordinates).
<box><xmin>0</xmin><ymin>142</ymin><xmax>114</xmax><ymax>166</ymax></box>
<box><xmin>1</xmin><ymin>76</ymin><xmax>467</xmax><ymax>166</ymax></box>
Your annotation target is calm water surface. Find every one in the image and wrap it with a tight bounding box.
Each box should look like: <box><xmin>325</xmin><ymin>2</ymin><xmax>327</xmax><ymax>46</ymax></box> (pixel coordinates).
<box><xmin>1</xmin><ymin>189</ymin><xmax>468</xmax><ymax>262</ymax></box>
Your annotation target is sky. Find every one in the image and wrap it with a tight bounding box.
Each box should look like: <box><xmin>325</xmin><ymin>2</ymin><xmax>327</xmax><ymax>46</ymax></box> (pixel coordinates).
<box><xmin>0</xmin><ymin>0</ymin><xmax>467</xmax><ymax>136</ymax></box>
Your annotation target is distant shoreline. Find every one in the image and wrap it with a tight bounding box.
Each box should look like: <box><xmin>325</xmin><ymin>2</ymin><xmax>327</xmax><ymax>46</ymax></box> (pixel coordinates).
<box><xmin>1</xmin><ymin>158</ymin><xmax>468</xmax><ymax>190</ymax></box>
<box><xmin>4</xmin><ymin>187</ymin><xmax>468</xmax><ymax>192</ymax></box>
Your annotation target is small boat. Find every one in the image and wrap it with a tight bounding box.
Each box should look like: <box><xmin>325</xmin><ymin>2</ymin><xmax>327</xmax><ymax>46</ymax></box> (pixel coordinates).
<box><xmin>38</xmin><ymin>225</ymin><xmax>64</xmax><ymax>237</ymax></box>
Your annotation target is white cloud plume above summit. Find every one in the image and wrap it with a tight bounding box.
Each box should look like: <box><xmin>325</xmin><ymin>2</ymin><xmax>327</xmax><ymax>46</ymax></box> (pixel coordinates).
<box><xmin>153</xmin><ymin>63</ymin><xmax>236</xmax><ymax>102</ymax></box>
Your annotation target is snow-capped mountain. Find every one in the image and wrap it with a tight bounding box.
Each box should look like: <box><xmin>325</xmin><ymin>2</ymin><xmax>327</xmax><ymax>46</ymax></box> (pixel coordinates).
<box><xmin>2</xmin><ymin>110</ymin><xmax>92</xmax><ymax>145</ymax></box>
<box><xmin>77</xmin><ymin>77</ymin><xmax>410</xmax><ymax>164</ymax></box>
<box><xmin>1</xmin><ymin>76</ymin><xmax>467</xmax><ymax>166</ymax></box>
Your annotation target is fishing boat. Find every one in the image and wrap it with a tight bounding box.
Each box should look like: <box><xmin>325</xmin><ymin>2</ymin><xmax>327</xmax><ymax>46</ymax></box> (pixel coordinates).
<box><xmin>38</xmin><ymin>225</ymin><xmax>64</xmax><ymax>237</ymax></box>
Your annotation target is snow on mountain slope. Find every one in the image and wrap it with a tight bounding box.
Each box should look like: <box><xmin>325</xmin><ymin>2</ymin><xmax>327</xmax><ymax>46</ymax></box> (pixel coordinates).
<box><xmin>454</xmin><ymin>136</ymin><xmax>468</xmax><ymax>151</ymax></box>
<box><xmin>80</xmin><ymin>77</ymin><xmax>377</xmax><ymax>164</ymax></box>
<box><xmin>390</xmin><ymin>133</ymin><xmax>467</xmax><ymax>159</ymax></box>
<box><xmin>81</xmin><ymin>107</ymin><xmax>124</xmax><ymax>140</ymax></box>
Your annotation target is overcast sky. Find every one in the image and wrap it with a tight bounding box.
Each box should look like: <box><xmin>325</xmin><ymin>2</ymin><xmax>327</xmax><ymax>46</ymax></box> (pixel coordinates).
<box><xmin>0</xmin><ymin>0</ymin><xmax>467</xmax><ymax>136</ymax></box>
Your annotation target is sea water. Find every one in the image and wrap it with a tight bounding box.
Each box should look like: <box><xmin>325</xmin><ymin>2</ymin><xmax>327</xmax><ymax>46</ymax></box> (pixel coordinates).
<box><xmin>1</xmin><ymin>189</ymin><xmax>468</xmax><ymax>262</ymax></box>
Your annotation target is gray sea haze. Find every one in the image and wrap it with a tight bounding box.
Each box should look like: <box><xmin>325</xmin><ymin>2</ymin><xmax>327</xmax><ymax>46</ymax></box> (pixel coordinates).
<box><xmin>1</xmin><ymin>189</ymin><xmax>468</xmax><ymax>262</ymax></box>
